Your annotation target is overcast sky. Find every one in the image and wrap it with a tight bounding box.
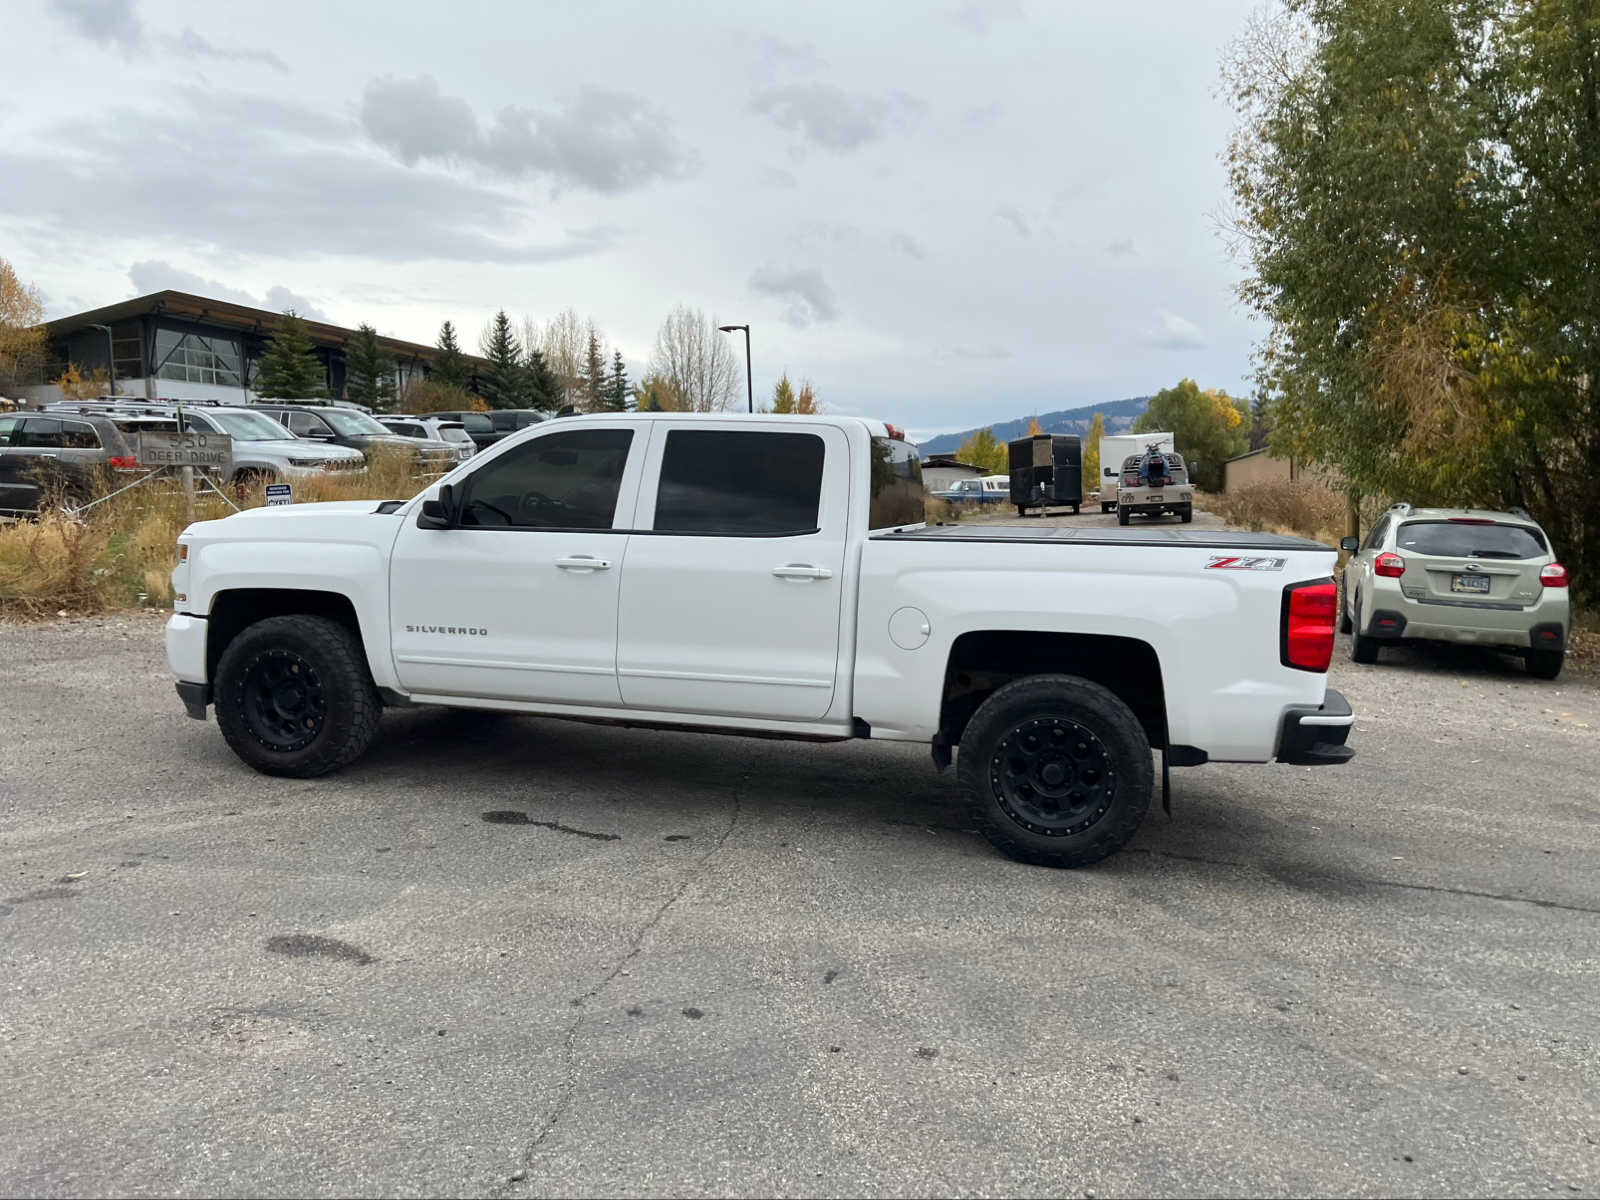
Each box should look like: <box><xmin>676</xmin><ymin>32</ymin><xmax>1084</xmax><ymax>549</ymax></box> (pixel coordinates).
<box><xmin>3</xmin><ymin>0</ymin><xmax>1264</xmax><ymax>437</ymax></box>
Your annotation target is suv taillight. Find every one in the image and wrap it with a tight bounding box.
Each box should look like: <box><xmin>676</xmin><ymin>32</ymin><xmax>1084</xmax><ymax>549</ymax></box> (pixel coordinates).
<box><xmin>108</xmin><ymin>455</ymin><xmax>141</xmax><ymax>470</ymax></box>
<box><xmin>1281</xmin><ymin>578</ymin><xmax>1337</xmax><ymax>673</ymax></box>
<box><xmin>1374</xmin><ymin>552</ymin><xmax>1406</xmax><ymax>578</ymax></box>
<box><xmin>1540</xmin><ymin>562</ymin><xmax>1569</xmax><ymax>588</ymax></box>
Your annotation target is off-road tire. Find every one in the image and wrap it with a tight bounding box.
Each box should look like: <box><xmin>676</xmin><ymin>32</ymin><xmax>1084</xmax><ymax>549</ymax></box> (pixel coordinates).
<box><xmin>957</xmin><ymin>674</ymin><xmax>1153</xmax><ymax>868</ymax></box>
<box><xmin>215</xmin><ymin>614</ymin><xmax>382</xmax><ymax>778</ymax></box>
<box><xmin>1117</xmin><ymin>506</ymin><xmax>1131</xmax><ymax>526</ymax></box>
<box><xmin>1527</xmin><ymin>648</ymin><xmax>1564</xmax><ymax>680</ymax></box>
<box><xmin>1179</xmin><ymin>503</ymin><xmax>1193</xmax><ymax>524</ymax></box>
<box><xmin>1348</xmin><ymin>593</ymin><xmax>1380</xmax><ymax>664</ymax></box>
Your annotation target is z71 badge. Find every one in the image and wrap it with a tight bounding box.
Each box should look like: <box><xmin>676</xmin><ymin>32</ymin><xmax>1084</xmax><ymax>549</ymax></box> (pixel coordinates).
<box><xmin>1205</xmin><ymin>555</ymin><xmax>1286</xmax><ymax>571</ymax></box>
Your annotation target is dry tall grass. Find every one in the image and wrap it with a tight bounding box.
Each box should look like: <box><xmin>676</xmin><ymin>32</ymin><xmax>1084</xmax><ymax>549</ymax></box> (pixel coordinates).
<box><xmin>1205</xmin><ymin>480</ymin><xmax>1364</xmax><ymax>545</ymax></box>
<box><xmin>0</xmin><ymin>447</ymin><xmax>426</xmax><ymax>617</ymax></box>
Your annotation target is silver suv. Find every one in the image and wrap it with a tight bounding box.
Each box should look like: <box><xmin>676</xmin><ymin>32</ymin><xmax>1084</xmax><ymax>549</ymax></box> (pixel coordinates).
<box><xmin>1340</xmin><ymin>505</ymin><xmax>1570</xmax><ymax>678</ymax></box>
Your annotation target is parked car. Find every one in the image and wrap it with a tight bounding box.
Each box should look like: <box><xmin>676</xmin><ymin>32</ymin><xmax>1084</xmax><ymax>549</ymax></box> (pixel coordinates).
<box><xmin>1339</xmin><ymin>504</ymin><xmax>1570</xmax><ymax>678</ymax></box>
<box><xmin>938</xmin><ymin>476</ymin><xmax>1010</xmax><ymax>505</ymax></box>
<box><xmin>0</xmin><ymin>410</ymin><xmax>176</xmax><ymax>514</ymax></box>
<box><xmin>376</xmin><ymin>416</ymin><xmax>476</xmax><ymax>462</ymax></box>
<box><xmin>165</xmin><ymin>413</ymin><xmax>1353</xmax><ymax>870</ymax></box>
<box><xmin>247</xmin><ymin>403</ymin><xmax>458</xmax><ymax>473</ymax></box>
<box><xmin>429</xmin><ymin>409</ymin><xmax>546</xmax><ymax>450</ymax></box>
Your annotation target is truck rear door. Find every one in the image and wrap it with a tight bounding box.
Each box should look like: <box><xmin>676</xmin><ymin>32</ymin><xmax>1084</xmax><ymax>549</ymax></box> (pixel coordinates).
<box><xmin>616</xmin><ymin>421</ymin><xmax>850</xmax><ymax>720</ymax></box>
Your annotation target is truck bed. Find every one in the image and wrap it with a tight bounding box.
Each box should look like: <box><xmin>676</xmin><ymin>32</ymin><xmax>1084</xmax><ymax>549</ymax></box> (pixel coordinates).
<box><xmin>876</xmin><ymin>525</ymin><xmax>1330</xmax><ymax>551</ymax></box>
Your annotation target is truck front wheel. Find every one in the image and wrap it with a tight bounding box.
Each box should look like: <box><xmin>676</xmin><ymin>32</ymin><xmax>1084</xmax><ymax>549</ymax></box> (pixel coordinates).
<box><xmin>214</xmin><ymin>614</ymin><xmax>383</xmax><ymax>778</ymax></box>
<box><xmin>957</xmin><ymin>674</ymin><xmax>1153</xmax><ymax>868</ymax></box>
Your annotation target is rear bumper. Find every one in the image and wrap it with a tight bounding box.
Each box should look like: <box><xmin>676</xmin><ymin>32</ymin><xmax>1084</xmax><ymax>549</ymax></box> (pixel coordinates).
<box><xmin>1277</xmin><ymin>688</ymin><xmax>1355</xmax><ymax>766</ymax></box>
<box><xmin>1364</xmin><ymin>579</ymin><xmax>1568</xmax><ymax>649</ymax></box>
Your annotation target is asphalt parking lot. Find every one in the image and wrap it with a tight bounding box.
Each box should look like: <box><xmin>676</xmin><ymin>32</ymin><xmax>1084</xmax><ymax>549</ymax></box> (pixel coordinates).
<box><xmin>2</xmin><ymin>609</ymin><xmax>1597</xmax><ymax>1198</ymax></box>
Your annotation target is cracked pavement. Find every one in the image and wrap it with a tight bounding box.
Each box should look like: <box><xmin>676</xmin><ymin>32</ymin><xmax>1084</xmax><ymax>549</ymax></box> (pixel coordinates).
<box><xmin>1</xmin><ymin>612</ymin><xmax>1597</xmax><ymax>1197</ymax></box>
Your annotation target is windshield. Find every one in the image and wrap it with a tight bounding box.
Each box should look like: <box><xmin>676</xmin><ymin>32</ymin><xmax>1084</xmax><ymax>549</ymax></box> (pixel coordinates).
<box><xmin>454</xmin><ymin>412</ymin><xmax>493</xmax><ymax>432</ymax></box>
<box><xmin>321</xmin><ymin>409</ymin><xmax>391</xmax><ymax>436</ymax></box>
<box><xmin>203</xmin><ymin>410</ymin><xmax>294</xmax><ymax>441</ymax></box>
<box><xmin>1396</xmin><ymin>521</ymin><xmax>1547</xmax><ymax>559</ymax></box>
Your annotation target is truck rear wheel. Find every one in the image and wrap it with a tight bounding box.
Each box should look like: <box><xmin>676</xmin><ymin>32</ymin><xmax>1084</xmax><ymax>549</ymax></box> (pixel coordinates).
<box><xmin>214</xmin><ymin>614</ymin><xmax>383</xmax><ymax>778</ymax></box>
<box><xmin>957</xmin><ymin>674</ymin><xmax>1153</xmax><ymax>868</ymax></box>
<box><xmin>1117</xmin><ymin>506</ymin><xmax>1130</xmax><ymax>526</ymax></box>
<box><xmin>1179</xmin><ymin>503</ymin><xmax>1193</xmax><ymax>523</ymax></box>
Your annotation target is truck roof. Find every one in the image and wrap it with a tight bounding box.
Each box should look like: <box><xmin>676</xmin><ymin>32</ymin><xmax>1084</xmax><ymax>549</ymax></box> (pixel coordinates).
<box><xmin>551</xmin><ymin>411</ymin><xmax>898</xmax><ymax>438</ymax></box>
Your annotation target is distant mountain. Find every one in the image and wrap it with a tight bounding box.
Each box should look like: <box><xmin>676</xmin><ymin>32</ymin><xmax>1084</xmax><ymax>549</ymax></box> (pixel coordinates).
<box><xmin>918</xmin><ymin>396</ymin><xmax>1151</xmax><ymax>457</ymax></box>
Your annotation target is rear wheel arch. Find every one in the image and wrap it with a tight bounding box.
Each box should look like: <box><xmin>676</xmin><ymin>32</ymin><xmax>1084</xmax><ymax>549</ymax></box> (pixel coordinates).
<box><xmin>939</xmin><ymin>630</ymin><xmax>1167</xmax><ymax>752</ymax></box>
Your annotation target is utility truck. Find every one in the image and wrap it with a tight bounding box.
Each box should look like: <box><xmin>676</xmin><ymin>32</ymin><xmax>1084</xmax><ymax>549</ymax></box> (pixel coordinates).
<box><xmin>1098</xmin><ymin>431</ymin><xmax>1173</xmax><ymax>512</ymax></box>
<box><xmin>165</xmin><ymin>413</ymin><xmax>1353</xmax><ymax>868</ymax></box>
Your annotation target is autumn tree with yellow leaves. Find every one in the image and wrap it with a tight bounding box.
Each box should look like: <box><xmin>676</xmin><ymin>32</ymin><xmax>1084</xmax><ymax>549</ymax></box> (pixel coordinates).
<box><xmin>1133</xmin><ymin>379</ymin><xmax>1248</xmax><ymax>492</ymax></box>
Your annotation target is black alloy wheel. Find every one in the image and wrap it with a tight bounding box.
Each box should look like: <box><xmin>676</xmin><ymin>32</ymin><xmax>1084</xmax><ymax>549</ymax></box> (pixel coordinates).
<box><xmin>990</xmin><ymin>715</ymin><xmax>1116</xmax><ymax>837</ymax></box>
<box><xmin>240</xmin><ymin>649</ymin><xmax>328</xmax><ymax>752</ymax></box>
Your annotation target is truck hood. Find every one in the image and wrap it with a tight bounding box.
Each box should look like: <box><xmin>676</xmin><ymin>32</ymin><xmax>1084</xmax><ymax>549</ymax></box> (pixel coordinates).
<box><xmin>226</xmin><ymin>500</ymin><xmax>395</xmax><ymax>519</ymax></box>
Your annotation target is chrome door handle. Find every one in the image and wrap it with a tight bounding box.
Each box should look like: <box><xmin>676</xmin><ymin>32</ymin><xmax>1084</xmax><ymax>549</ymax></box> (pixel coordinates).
<box><xmin>772</xmin><ymin>564</ymin><xmax>833</xmax><ymax>580</ymax></box>
<box><xmin>555</xmin><ymin>555</ymin><xmax>611</xmax><ymax>571</ymax></box>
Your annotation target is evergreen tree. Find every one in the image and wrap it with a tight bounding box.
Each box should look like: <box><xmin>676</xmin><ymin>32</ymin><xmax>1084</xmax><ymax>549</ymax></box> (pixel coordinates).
<box><xmin>345</xmin><ymin>323</ymin><xmax>397</xmax><ymax>411</ymax></box>
<box><xmin>604</xmin><ymin>350</ymin><xmax>629</xmax><ymax>411</ymax></box>
<box><xmin>523</xmin><ymin>346</ymin><xmax>562</xmax><ymax>411</ymax></box>
<box><xmin>769</xmin><ymin>372</ymin><xmax>797</xmax><ymax>413</ymax></box>
<box><xmin>431</xmin><ymin>320</ymin><xmax>470</xmax><ymax>390</ymax></box>
<box><xmin>579</xmin><ymin>330</ymin><xmax>607</xmax><ymax>412</ymax></box>
<box><xmin>478</xmin><ymin>310</ymin><xmax>523</xmax><ymax>410</ymax></box>
<box><xmin>254</xmin><ymin>310</ymin><xmax>327</xmax><ymax>399</ymax></box>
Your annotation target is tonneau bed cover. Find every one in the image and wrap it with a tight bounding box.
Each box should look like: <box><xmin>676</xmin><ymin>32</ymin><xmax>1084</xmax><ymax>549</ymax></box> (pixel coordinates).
<box><xmin>875</xmin><ymin>525</ymin><xmax>1330</xmax><ymax>551</ymax></box>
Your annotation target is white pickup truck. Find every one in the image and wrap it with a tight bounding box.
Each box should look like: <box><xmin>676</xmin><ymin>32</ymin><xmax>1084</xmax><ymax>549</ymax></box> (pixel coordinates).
<box><xmin>166</xmin><ymin>413</ymin><xmax>1354</xmax><ymax>868</ymax></box>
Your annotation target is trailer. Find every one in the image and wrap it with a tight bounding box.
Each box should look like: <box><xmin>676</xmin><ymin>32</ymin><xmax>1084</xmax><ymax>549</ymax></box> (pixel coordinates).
<box><xmin>1007</xmin><ymin>434</ymin><xmax>1082</xmax><ymax>517</ymax></box>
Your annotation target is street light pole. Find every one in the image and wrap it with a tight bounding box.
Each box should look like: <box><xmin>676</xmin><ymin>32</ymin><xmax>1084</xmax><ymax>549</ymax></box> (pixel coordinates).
<box><xmin>718</xmin><ymin>324</ymin><xmax>752</xmax><ymax>413</ymax></box>
<box><xmin>87</xmin><ymin>323</ymin><xmax>116</xmax><ymax>396</ymax></box>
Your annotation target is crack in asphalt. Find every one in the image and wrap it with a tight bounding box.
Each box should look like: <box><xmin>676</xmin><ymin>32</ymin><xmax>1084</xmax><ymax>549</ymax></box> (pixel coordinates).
<box><xmin>1130</xmin><ymin>848</ymin><xmax>1600</xmax><ymax>916</ymax></box>
<box><xmin>490</xmin><ymin>785</ymin><xmax>744</xmax><ymax>1195</ymax></box>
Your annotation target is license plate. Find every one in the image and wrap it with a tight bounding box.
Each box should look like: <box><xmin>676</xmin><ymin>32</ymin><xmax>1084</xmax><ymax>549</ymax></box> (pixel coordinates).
<box><xmin>1148</xmin><ymin>494</ymin><xmax>1163</xmax><ymax>502</ymax></box>
<box><xmin>1451</xmin><ymin>573</ymin><xmax>1490</xmax><ymax>593</ymax></box>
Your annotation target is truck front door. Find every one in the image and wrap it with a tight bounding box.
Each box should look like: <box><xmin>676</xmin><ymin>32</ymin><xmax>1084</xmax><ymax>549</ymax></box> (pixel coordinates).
<box><xmin>616</xmin><ymin>422</ymin><xmax>850</xmax><ymax>721</ymax></box>
<box><xmin>388</xmin><ymin>424</ymin><xmax>646</xmax><ymax>704</ymax></box>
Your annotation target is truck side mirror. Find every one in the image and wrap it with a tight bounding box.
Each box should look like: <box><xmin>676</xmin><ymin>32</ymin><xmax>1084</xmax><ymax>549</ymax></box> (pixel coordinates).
<box><xmin>1339</xmin><ymin>536</ymin><xmax>1359</xmax><ymax>552</ymax></box>
<box><xmin>417</xmin><ymin>482</ymin><xmax>458</xmax><ymax>530</ymax></box>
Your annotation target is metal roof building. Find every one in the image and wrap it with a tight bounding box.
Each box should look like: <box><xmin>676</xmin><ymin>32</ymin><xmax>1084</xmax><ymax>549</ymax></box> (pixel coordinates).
<box><xmin>22</xmin><ymin>290</ymin><xmax>484</xmax><ymax>406</ymax></box>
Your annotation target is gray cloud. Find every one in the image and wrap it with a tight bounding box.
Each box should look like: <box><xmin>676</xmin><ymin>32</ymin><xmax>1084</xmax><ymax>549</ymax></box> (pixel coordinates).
<box><xmin>944</xmin><ymin>344</ymin><xmax>1014</xmax><ymax>360</ymax></box>
<box><xmin>128</xmin><ymin>260</ymin><xmax>330</xmax><ymax>320</ymax></box>
<box><xmin>175</xmin><ymin>27</ymin><xmax>287</xmax><ymax>72</ymax></box>
<box><xmin>950</xmin><ymin>0</ymin><xmax>1025</xmax><ymax>34</ymax></box>
<box><xmin>890</xmin><ymin>232</ymin><xmax>928</xmax><ymax>261</ymax></box>
<box><xmin>1107</xmin><ymin>238</ymin><xmax>1136</xmax><ymax>257</ymax></box>
<box><xmin>756</xmin><ymin>165</ymin><xmax>799</xmax><ymax>189</ymax></box>
<box><xmin>0</xmin><ymin>91</ymin><xmax>619</xmax><ymax>265</ymax></box>
<box><xmin>361</xmin><ymin>75</ymin><xmax>692</xmax><ymax>193</ymax></box>
<box><xmin>994</xmin><ymin>206</ymin><xmax>1032</xmax><ymax>239</ymax></box>
<box><xmin>1143</xmin><ymin>310</ymin><xmax>1207</xmax><ymax>351</ymax></box>
<box><xmin>755</xmin><ymin>35</ymin><xmax>824</xmax><ymax>72</ymax></box>
<box><xmin>965</xmin><ymin>101</ymin><xmax>1005</xmax><ymax>126</ymax></box>
<box><xmin>749</xmin><ymin>266</ymin><xmax>839</xmax><ymax>327</ymax></box>
<box><xmin>749</xmin><ymin>84</ymin><xmax>926</xmax><ymax>151</ymax></box>
<box><xmin>51</xmin><ymin>0</ymin><xmax>140</xmax><ymax>45</ymax></box>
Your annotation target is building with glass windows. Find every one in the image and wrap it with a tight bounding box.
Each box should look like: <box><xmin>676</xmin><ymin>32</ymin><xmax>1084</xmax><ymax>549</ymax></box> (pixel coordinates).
<box><xmin>18</xmin><ymin>290</ymin><xmax>483</xmax><ymax>406</ymax></box>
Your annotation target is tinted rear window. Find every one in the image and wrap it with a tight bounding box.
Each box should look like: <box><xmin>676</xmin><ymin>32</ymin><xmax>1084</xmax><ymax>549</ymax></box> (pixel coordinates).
<box><xmin>870</xmin><ymin>437</ymin><xmax>924</xmax><ymax>528</ymax></box>
<box><xmin>1396</xmin><ymin>521</ymin><xmax>1547</xmax><ymax>559</ymax></box>
<box><xmin>654</xmin><ymin>429</ymin><xmax>824</xmax><ymax>535</ymax></box>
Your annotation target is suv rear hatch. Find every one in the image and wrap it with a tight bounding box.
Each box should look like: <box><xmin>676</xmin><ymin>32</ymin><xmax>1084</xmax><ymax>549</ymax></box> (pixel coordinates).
<box><xmin>1392</xmin><ymin>519</ymin><xmax>1548</xmax><ymax>608</ymax></box>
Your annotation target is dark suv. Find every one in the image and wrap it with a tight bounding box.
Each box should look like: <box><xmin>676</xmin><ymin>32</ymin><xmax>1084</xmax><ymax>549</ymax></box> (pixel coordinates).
<box><xmin>248</xmin><ymin>402</ymin><xmax>458</xmax><ymax>472</ymax></box>
<box><xmin>431</xmin><ymin>409</ymin><xmax>547</xmax><ymax>450</ymax></box>
<box><xmin>0</xmin><ymin>411</ymin><xmax>176</xmax><ymax>514</ymax></box>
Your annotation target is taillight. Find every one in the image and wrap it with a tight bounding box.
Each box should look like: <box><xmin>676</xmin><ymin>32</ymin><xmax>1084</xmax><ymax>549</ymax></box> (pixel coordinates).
<box><xmin>1281</xmin><ymin>578</ymin><xmax>1337</xmax><ymax>672</ymax></box>
<box><xmin>1448</xmin><ymin>517</ymin><xmax>1495</xmax><ymax>525</ymax></box>
<box><xmin>1540</xmin><ymin>562</ymin><xmax>1568</xmax><ymax>588</ymax></box>
<box><xmin>109</xmin><ymin>455</ymin><xmax>140</xmax><ymax>470</ymax></box>
<box><xmin>1375</xmin><ymin>552</ymin><xmax>1406</xmax><ymax>578</ymax></box>
<box><xmin>885</xmin><ymin>423</ymin><xmax>906</xmax><ymax>442</ymax></box>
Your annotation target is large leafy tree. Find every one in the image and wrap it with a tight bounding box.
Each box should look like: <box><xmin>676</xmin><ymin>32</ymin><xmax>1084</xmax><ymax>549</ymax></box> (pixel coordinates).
<box><xmin>0</xmin><ymin>256</ymin><xmax>46</xmax><ymax>390</ymax></box>
<box><xmin>1224</xmin><ymin>0</ymin><xmax>1600</xmax><ymax>598</ymax></box>
<box><xmin>431</xmin><ymin>320</ymin><xmax>471</xmax><ymax>390</ymax></box>
<box><xmin>254</xmin><ymin>310</ymin><xmax>327</xmax><ymax>398</ymax></box>
<box><xmin>345</xmin><ymin>324</ymin><xmax>397</xmax><ymax>411</ymax></box>
<box><xmin>956</xmin><ymin>427</ymin><xmax>1008</xmax><ymax>474</ymax></box>
<box><xmin>1132</xmin><ymin>379</ymin><xmax>1249</xmax><ymax>491</ymax></box>
<box><xmin>478</xmin><ymin>310</ymin><xmax>524</xmax><ymax>410</ymax></box>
